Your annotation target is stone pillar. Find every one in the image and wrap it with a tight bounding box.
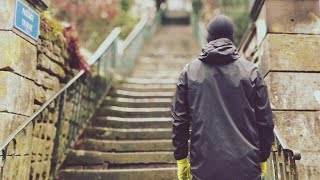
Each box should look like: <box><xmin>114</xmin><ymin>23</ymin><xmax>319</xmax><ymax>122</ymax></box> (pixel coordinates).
<box><xmin>241</xmin><ymin>0</ymin><xmax>320</xmax><ymax>179</ymax></box>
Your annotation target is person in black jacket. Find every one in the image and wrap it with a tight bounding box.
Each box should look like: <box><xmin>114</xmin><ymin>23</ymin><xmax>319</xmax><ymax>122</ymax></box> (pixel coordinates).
<box><xmin>171</xmin><ymin>15</ymin><xmax>274</xmax><ymax>180</ymax></box>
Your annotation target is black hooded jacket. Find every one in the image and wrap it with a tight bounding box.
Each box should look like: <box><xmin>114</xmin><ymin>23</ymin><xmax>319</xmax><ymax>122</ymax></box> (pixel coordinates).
<box><xmin>171</xmin><ymin>38</ymin><xmax>274</xmax><ymax>180</ymax></box>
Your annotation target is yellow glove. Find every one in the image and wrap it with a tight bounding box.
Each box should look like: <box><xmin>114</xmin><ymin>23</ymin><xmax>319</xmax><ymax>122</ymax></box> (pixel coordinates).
<box><xmin>260</xmin><ymin>162</ymin><xmax>267</xmax><ymax>178</ymax></box>
<box><xmin>177</xmin><ymin>158</ymin><xmax>192</xmax><ymax>180</ymax></box>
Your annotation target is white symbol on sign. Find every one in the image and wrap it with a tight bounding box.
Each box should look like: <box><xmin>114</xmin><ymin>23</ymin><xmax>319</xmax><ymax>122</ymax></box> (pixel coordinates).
<box><xmin>22</xmin><ymin>7</ymin><xmax>35</xmax><ymax>22</ymax></box>
<box><xmin>22</xmin><ymin>19</ymin><xmax>33</xmax><ymax>32</ymax></box>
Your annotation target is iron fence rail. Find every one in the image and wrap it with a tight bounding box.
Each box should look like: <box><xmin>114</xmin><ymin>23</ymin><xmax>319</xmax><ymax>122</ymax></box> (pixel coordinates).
<box><xmin>0</xmin><ymin>11</ymin><xmax>162</xmax><ymax>180</ymax></box>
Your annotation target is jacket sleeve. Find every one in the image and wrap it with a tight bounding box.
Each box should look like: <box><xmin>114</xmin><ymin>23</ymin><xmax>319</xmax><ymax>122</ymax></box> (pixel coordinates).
<box><xmin>254</xmin><ymin>70</ymin><xmax>275</xmax><ymax>162</ymax></box>
<box><xmin>171</xmin><ymin>67</ymin><xmax>191</xmax><ymax>160</ymax></box>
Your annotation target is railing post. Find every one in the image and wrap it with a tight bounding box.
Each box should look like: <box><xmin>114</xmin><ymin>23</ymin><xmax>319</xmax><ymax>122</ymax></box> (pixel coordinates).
<box><xmin>112</xmin><ymin>38</ymin><xmax>120</xmax><ymax>70</ymax></box>
<box><xmin>50</xmin><ymin>91</ymin><xmax>66</xmax><ymax>179</ymax></box>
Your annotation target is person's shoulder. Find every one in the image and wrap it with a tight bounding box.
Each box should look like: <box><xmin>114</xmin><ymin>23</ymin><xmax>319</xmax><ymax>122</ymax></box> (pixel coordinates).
<box><xmin>236</xmin><ymin>56</ymin><xmax>260</xmax><ymax>81</ymax></box>
<box><xmin>238</xmin><ymin>57</ymin><xmax>257</xmax><ymax>68</ymax></box>
<box><xmin>180</xmin><ymin>59</ymin><xmax>200</xmax><ymax>72</ymax></box>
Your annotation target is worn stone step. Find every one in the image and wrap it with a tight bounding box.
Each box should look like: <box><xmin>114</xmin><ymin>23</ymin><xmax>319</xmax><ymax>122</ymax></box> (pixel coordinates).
<box><xmin>109</xmin><ymin>90</ymin><xmax>175</xmax><ymax>98</ymax></box>
<box><xmin>131</xmin><ymin>70</ymin><xmax>180</xmax><ymax>77</ymax></box>
<box><xmin>83</xmin><ymin>127</ymin><xmax>172</xmax><ymax>140</ymax></box>
<box><xmin>124</xmin><ymin>78</ymin><xmax>178</xmax><ymax>84</ymax></box>
<box><xmin>130</xmin><ymin>74</ymin><xmax>180</xmax><ymax>79</ymax></box>
<box><xmin>138</xmin><ymin>56</ymin><xmax>189</xmax><ymax>63</ymax></box>
<box><xmin>93</xmin><ymin>116</ymin><xmax>172</xmax><ymax>128</ymax></box>
<box><xmin>118</xmin><ymin>83</ymin><xmax>176</xmax><ymax>92</ymax></box>
<box><xmin>103</xmin><ymin>97</ymin><xmax>172</xmax><ymax>108</ymax></box>
<box><xmin>75</xmin><ymin>139</ymin><xmax>173</xmax><ymax>152</ymax></box>
<box><xmin>59</xmin><ymin>168</ymin><xmax>177</xmax><ymax>180</ymax></box>
<box><xmin>97</xmin><ymin>106</ymin><xmax>171</xmax><ymax>117</ymax></box>
<box><xmin>65</xmin><ymin>150</ymin><xmax>175</xmax><ymax>166</ymax></box>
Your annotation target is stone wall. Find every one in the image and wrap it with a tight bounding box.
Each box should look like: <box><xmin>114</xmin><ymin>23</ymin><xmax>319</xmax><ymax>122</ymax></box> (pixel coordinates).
<box><xmin>0</xmin><ymin>0</ymin><xmax>77</xmax><ymax>179</ymax></box>
<box><xmin>240</xmin><ymin>0</ymin><xmax>320</xmax><ymax>179</ymax></box>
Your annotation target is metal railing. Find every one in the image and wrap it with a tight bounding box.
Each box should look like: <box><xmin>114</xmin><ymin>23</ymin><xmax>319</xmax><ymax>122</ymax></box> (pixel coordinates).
<box><xmin>191</xmin><ymin>10</ymin><xmax>207</xmax><ymax>47</ymax></box>
<box><xmin>265</xmin><ymin>127</ymin><xmax>301</xmax><ymax>180</ymax></box>
<box><xmin>0</xmin><ymin>11</ymin><xmax>162</xmax><ymax>180</ymax></box>
<box><xmin>191</xmin><ymin>6</ymin><xmax>301</xmax><ymax>179</ymax></box>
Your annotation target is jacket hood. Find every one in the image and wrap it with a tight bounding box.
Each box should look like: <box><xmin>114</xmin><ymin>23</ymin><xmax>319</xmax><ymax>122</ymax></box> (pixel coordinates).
<box><xmin>199</xmin><ymin>38</ymin><xmax>240</xmax><ymax>64</ymax></box>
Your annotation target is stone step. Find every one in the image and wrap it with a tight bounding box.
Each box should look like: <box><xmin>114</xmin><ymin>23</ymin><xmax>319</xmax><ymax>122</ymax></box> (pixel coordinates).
<box><xmin>83</xmin><ymin>127</ymin><xmax>172</xmax><ymax>140</ymax></box>
<box><xmin>133</xmin><ymin>65</ymin><xmax>184</xmax><ymax>72</ymax></box>
<box><xmin>59</xmin><ymin>168</ymin><xmax>177</xmax><ymax>180</ymax></box>
<box><xmin>138</xmin><ymin>56</ymin><xmax>189</xmax><ymax>63</ymax></box>
<box><xmin>103</xmin><ymin>97</ymin><xmax>172</xmax><ymax>108</ymax></box>
<box><xmin>118</xmin><ymin>83</ymin><xmax>176</xmax><ymax>92</ymax></box>
<box><xmin>130</xmin><ymin>70</ymin><xmax>180</xmax><ymax>77</ymax></box>
<box><xmin>65</xmin><ymin>150</ymin><xmax>175</xmax><ymax>166</ymax></box>
<box><xmin>109</xmin><ymin>90</ymin><xmax>175</xmax><ymax>98</ymax></box>
<box><xmin>97</xmin><ymin>106</ymin><xmax>171</xmax><ymax>117</ymax></box>
<box><xmin>75</xmin><ymin>139</ymin><xmax>173</xmax><ymax>152</ymax></box>
<box><xmin>130</xmin><ymin>74</ymin><xmax>179</xmax><ymax>79</ymax></box>
<box><xmin>93</xmin><ymin>116</ymin><xmax>172</xmax><ymax>128</ymax></box>
<box><xmin>124</xmin><ymin>78</ymin><xmax>178</xmax><ymax>84</ymax></box>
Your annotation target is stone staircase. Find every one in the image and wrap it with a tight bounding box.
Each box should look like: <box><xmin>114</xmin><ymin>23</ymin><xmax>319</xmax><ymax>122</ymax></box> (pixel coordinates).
<box><xmin>58</xmin><ymin>25</ymin><xmax>199</xmax><ymax>180</ymax></box>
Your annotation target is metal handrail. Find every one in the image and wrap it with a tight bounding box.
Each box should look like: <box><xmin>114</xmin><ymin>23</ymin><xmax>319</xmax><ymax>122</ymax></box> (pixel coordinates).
<box><xmin>89</xmin><ymin>28</ymin><xmax>121</xmax><ymax>65</ymax></box>
<box><xmin>274</xmin><ymin>126</ymin><xmax>301</xmax><ymax>160</ymax></box>
<box><xmin>123</xmin><ymin>15</ymin><xmax>148</xmax><ymax>50</ymax></box>
<box><xmin>0</xmin><ymin>27</ymin><xmax>121</xmax><ymax>152</ymax></box>
<box><xmin>0</xmin><ymin>70</ymin><xmax>84</xmax><ymax>152</ymax></box>
<box><xmin>0</xmin><ymin>11</ymin><xmax>162</xmax><ymax>179</ymax></box>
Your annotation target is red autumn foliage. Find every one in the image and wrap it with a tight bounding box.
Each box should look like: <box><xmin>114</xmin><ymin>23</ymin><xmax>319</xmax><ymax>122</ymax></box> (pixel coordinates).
<box><xmin>63</xmin><ymin>26</ymin><xmax>91</xmax><ymax>73</ymax></box>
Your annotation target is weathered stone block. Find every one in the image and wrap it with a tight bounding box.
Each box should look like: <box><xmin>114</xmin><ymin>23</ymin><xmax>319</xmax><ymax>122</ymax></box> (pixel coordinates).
<box><xmin>34</xmin><ymin>85</ymin><xmax>46</xmax><ymax>105</ymax></box>
<box><xmin>254</xmin><ymin>0</ymin><xmax>320</xmax><ymax>35</ymax></box>
<box><xmin>36</xmin><ymin>70</ymin><xmax>60</xmax><ymax>90</ymax></box>
<box><xmin>0</xmin><ymin>32</ymin><xmax>37</xmax><ymax>80</ymax></box>
<box><xmin>257</xmin><ymin>34</ymin><xmax>320</xmax><ymax>76</ymax></box>
<box><xmin>0</xmin><ymin>72</ymin><xmax>34</xmax><ymax>116</ymax></box>
<box><xmin>33</xmin><ymin>104</ymin><xmax>41</xmax><ymax>112</ymax></box>
<box><xmin>38</xmin><ymin>53</ymin><xmax>51</xmax><ymax>71</ymax></box>
<box><xmin>0</xmin><ymin>1</ymin><xmax>15</xmax><ymax>30</ymax></box>
<box><xmin>37</xmin><ymin>38</ymin><xmax>43</xmax><ymax>46</ymax></box>
<box><xmin>1</xmin><ymin>155</ymin><xmax>32</xmax><ymax>180</ymax></box>
<box><xmin>31</xmin><ymin>137</ymin><xmax>46</xmax><ymax>162</ymax></box>
<box><xmin>296</xmin><ymin>152</ymin><xmax>320</xmax><ymax>180</ymax></box>
<box><xmin>50</xmin><ymin>61</ymin><xmax>66</xmax><ymax>79</ymax></box>
<box><xmin>265</xmin><ymin>72</ymin><xmax>320</xmax><ymax>110</ymax></box>
<box><xmin>0</xmin><ymin>113</ymin><xmax>28</xmax><ymax>149</ymax></box>
<box><xmin>51</xmin><ymin>54</ymin><xmax>61</xmax><ymax>64</ymax></box>
<box><xmin>34</xmin><ymin>84</ymin><xmax>56</xmax><ymax>105</ymax></box>
<box><xmin>273</xmin><ymin>111</ymin><xmax>320</xmax><ymax>151</ymax></box>
<box><xmin>59</xmin><ymin>56</ymin><xmax>65</xmax><ymax>65</ymax></box>
<box><xmin>38</xmin><ymin>45</ymin><xmax>46</xmax><ymax>54</ymax></box>
<box><xmin>43</xmin><ymin>40</ymin><xmax>53</xmax><ymax>52</ymax></box>
<box><xmin>30</xmin><ymin>161</ymin><xmax>45</xmax><ymax>180</ymax></box>
<box><xmin>49</xmin><ymin>109</ymin><xmax>59</xmax><ymax>124</ymax></box>
<box><xmin>266</xmin><ymin>0</ymin><xmax>320</xmax><ymax>34</ymax></box>
<box><xmin>45</xmin><ymin>89</ymin><xmax>55</xmax><ymax>102</ymax></box>
<box><xmin>45</xmin><ymin>123</ymin><xmax>57</xmax><ymax>141</ymax></box>
<box><xmin>38</xmin><ymin>53</ymin><xmax>66</xmax><ymax>79</ymax></box>
<box><xmin>53</xmin><ymin>44</ymin><xmax>61</xmax><ymax>56</ymax></box>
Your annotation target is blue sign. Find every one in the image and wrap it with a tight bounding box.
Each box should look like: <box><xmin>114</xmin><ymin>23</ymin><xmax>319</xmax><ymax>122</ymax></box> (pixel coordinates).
<box><xmin>14</xmin><ymin>0</ymin><xmax>40</xmax><ymax>41</ymax></box>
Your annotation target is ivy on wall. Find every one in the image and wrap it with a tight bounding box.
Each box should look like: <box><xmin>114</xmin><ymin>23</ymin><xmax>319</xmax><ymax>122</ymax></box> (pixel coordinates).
<box><xmin>40</xmin><ymin>11</ymin><xmax>90</xmax><ymax>72</ymax></box>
